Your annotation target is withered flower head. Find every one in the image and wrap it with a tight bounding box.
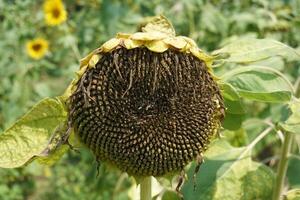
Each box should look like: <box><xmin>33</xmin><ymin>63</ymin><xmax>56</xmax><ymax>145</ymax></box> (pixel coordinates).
<box><xmin>67</xmin><ymin>16</ymin><xmax>224</xmax><ymax>177</ymax></box>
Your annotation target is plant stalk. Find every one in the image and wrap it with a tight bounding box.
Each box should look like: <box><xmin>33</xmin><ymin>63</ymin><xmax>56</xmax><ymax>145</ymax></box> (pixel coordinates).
<box><xmin>140</xmin><ymin>176</ymin><xmax>152</xmax><ymax>200</ymax></box>
<box><xmin>272</xmin><ymin>131</ymin><xmax>293</xmax><ymax>200</ymax></box>
<box><xmin>272</xmin><ymin>75</ymin><xmax>300</xmax><ymax>200</ymax></box>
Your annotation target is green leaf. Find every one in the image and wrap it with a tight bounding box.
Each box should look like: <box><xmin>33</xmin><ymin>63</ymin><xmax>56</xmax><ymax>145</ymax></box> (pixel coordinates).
<box><xmin>36</xmin><ymin>144</ymin><xmax>69</xmax><ymax>166</ymax></box>
<box><xmin>286</xmin><ymin>189</ymin><xmax>300</xmax><ymax>200</ymax></box>
<box><xmin>237</xmin><ymin>90</ymin><xmax>291</xmax><ymax>103</ymax></box>
<box><xmin>248</xmin><ymin>56</ymin><xmax>285</xmax><ymax>71</ymax></box>
<box><xmin>182</xmin><ymin>140</ymin><xmax>275</xmax><ymax>200</ymax></box>
<box><xmin>0</xmin><ymin>98</ymin><xmax>67</xmax><ymax>168</ymax></box>
<box><xmin>221</xmin><ymin>66</ymin><xmax>293</xmax><ymax>103</ymax></box>
<box><xmin>221</xmin><ymin>83</ymin><xmax>245</xmax><ymax>130</ymax></box>
<box><xmin>280</xmin><ymin>98</ymin><xmax>300</xmax><ymax>134</ymax></box>
<box><xmin>221</xmin><ymin>83</ymin><xmax>240</xmax><ymax>101</ymax></box>
<box><xmin>224</xmin><ymin>98</ymin><xmax>245</xmax><ymax>115</ymax></box>
<box><xmin>213</xmin><ymin>38</ymin><xmax>300</xmax><ymax>63</ymax></box>
<box><xmin>161</xmin><ymin>190</ymin><xmax>181</xmax><ymax>200</ymax></box>
<box><xmin>36</xmin><ymin>120</ymin><xmax>72</xmax><ymax>166</ymax></box>
<box><xmin>223</xmin><ymin>129</ymin><xmax>248</xmax><ymax>147</ymax></box>
<box><xmin>287</xmin><ymin>157</ymin><xmax>300</xmax><ymax>187</ymax></box>
<box><xmin>222</xmin><ymin>113</ymin><xmax>245</xmax><ymax>131</ymax></box>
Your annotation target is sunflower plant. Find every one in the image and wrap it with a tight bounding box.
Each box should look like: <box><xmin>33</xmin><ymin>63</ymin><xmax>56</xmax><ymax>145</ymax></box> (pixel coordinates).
<box><xmin>43</xmin><ymin>0</ymin><xmax>67</xmax><ymax>26</ymax></box>
<box><xmin>26</xmin><ymin>38</ymin><xmax>49</xmax><ymax>60</ymax></box>
<box><xmin>0</xmin><ymin>15</ymin><xmax>300</xmax><ymax>200</ymax></box>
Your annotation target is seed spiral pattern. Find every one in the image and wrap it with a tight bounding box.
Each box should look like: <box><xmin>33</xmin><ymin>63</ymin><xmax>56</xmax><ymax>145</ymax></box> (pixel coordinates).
<box><xmin>69</xmin><ymin>47</ymin><xmax>224</xmax><ymax>176</ymax></box>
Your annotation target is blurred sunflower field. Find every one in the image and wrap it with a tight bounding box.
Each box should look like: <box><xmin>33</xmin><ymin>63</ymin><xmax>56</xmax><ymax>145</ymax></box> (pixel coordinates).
<box><xmin>1</xmin><ymin>0</ymin><xmax>300</xmax><ymax>200</ymax></box>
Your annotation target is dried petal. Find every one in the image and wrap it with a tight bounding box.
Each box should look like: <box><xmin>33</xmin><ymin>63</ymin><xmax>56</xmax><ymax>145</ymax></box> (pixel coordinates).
<box><xmin>145</xmin><ymin>40</ymin><xmax>169</xmax><ymax>53</ymax></box>
<box><xmin>101</xmin><ymin>38</ymin><xmax>121</xmax><ymax>52</ymax></box>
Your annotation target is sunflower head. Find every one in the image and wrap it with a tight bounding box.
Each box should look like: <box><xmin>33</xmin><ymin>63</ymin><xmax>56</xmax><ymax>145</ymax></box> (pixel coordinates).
<box><xmin>67</xmin><ymin>16</ymin><xmax>225</xmax><ymax>177</ymax></box>
<box><xmin>43</xmin><ymin>0</ymin><xmax>67</xmax><ymax>26</ymax></box>
<box><xmin>26</xmin><ymin>38</ymin><xmax>49</xmax><ymax>60</ymax></box>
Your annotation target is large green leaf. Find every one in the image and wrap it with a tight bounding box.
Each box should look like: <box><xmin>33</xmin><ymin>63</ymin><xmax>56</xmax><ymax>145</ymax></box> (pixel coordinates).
<box><xmin>220</xmin><ymin>83</ymin><xmax>245</xmax><ymax>130</ymax></box>
<box><xmin>221</xmin><ymin>83</ymin><xmax>240</xmax><ymax>101</ymax></box>
<box><xmin>222</xmin><ymin>113</ymin><xmax>245</xmax><ymax>131</ymax></box>
<box><xmin>36</xmin><ymin>119</ymin><xmax>72</xmax><ymax>165</ymax></box>
<box><xmin>0</xmin><ymin>98</ymin><xmax>67</xmax><ymax>168</ymax></box>
<box><xmin>213</xmin><ymin>38</ymin><xmax>300</xmax><ymax>63</ymax></box>
<box><xmin>280</xmin><ymin>98</ymin><xmax>300</xmax><ymax>134</ymax></box>
<box><xmin>182</xmin><ymin>140</ymin><xmax>275</xmax><ymax>200</ymax></box>
<box><xmin>221</xmin><ymin>83</ymin><xmax>245</xmax><ymax>115</ymax></box>
<box><xmin>221</xmin><ymin>66</ymin><xmax>293</xmax><ymax>103</ymax></box>
<box><xmin>248</xmin><ymin>56</ymin><xmax>285</xmax><ymax>71</ymax></box>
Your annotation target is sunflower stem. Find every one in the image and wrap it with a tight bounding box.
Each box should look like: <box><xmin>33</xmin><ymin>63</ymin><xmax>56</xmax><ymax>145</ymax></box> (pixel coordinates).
<box><xmin>272</xmin><ymin>131</ymin><xmax>293</xmax><ymax>200</ymax></box>
<box><xmin>272</xmin><ymin>79</ymin><xmax>299</xmax><ymax>200</ymax></box>
<box><xmin>140</xmin><ymin>177</ymin><xmax>152</xmax><ymax>200</ymax></box>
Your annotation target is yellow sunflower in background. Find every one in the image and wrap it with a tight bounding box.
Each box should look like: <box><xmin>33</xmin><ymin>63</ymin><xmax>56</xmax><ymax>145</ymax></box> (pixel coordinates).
<box><xmin>43</xmin><ymin>0</ymin><xmax>67</xmax><ymax>26</ymax></box>
<box><xmin>26</xmin><ymin>38</ymin><xmax>49</xmax><ymax>60</ymax></box>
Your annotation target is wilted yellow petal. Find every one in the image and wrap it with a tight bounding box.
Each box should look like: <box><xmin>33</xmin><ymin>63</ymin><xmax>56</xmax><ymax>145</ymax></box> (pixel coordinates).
<box><xmin>142</xmin><ymin>15</ymin><xmax>175</xmax><ymax>37</ymax></box>
<box><xmin>130</xmin><ymin>31</ymin><xmax>167</xmax><ymax>41</ymax></box>
<box><xmin>180</xmin><ymin>36</ymin><xmax>197</xmax><ymax>47</ymax></box>
<box><xmin>190</xmin><ymin>47</ymin><xmax>213</xmax><ymax>61</ymax></box>
<box><xmin>116</xmin><ymin>33</ymin><xmax>131</xmax><ymax>39</ymax></box>
<box><xmin>145</xmin><ymin>40</ymin><xmax>169</xmax><ymax>53</ymax></box>
<box><xmin>101</xmin><ymin>38</ymin><xmax>121</xmax><ymax>52</ymax></box>
<box><xmin>75</xmin><ymin>65</ymin><xmax>88</xmax><ymax>80</ymax></box>
<box><xmin>80</xmin><ymin>51</ymin><xmax>95</xmax><ymax>69</ymax></box>
<box><xmin>190</xmin><ymin>47</ymin><xmax>213</xmax><ymax>69</ymax></box>
<box><xmin>163</xmin><ymin>37</ymin><xmax>187</xmax><ymax>49</ymax></box>
<box><xmin>88</xmin><ymin>54</ymin><xmax>101</xmax><ymax>68</ymax></box>
<box><xmin>123</xmin><ymin>39</ymin><xmax>144</xmax><ymax>49</ymax></box>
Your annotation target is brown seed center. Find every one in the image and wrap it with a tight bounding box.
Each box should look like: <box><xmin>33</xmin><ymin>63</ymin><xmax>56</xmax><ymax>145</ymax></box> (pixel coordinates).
<box><xmin>69</xmin><ymin>47</ymin><xmax>224</xmax><ymax>176</ymax></box>
<box><xmin>51</xmin><ymin>8</ymin><xmax>61</xmax><ymax>18</ymax></box>
<box><xmin>32</xmin><ymin>43</ymin><xmax>42</xmax><ymax>51</ymax></box>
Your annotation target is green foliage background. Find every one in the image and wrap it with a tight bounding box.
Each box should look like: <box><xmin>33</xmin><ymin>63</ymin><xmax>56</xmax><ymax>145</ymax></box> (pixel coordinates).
<box><xmin>0</xmin><ymin>0</ymin><xmax>300</xmax><ymax>199</ymax></box>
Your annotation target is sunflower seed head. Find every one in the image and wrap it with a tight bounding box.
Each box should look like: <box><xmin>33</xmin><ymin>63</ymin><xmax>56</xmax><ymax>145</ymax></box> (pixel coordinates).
<box><xmin>69</xmin><ymin>47</ymin><xmax>224</xmax><ymax>177</ymax></box>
